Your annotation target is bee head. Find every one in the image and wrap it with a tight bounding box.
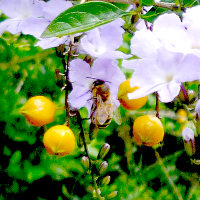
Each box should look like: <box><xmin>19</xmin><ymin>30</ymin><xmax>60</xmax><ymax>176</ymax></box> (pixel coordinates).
<box><xmin>93</xmin><ymin>79</ymin><xmax>105</xmax><ymax>86</ymax></box>
<box><xmin>91</xmin><ymin>79</ymin><xmax>110</xmax><ymax>100</ymax></box>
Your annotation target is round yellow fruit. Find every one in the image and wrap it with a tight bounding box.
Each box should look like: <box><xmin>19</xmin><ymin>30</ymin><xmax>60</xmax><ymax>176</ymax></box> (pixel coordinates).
<box><xmin>118</xmin><ymin>79</ymin><xmax>148</xmax><ymax>110</ymax></box>
<box><xmin>20</xmin><ymin>96</ymin><xmax>56</xmax><ymax>127</ymax></box>
<box><xmin>43</xmin><ymin>125</ymin><xmax>76</xmax><ymax>156</ymax></box>
<box><xmin>177</xmin><ymin>109</ymin><xmax>187</xmax><ymax>124</ymax></box>
<box><xmin>133</xmin><ymin>115</ymin><xmax>164</xmax><ymax>147</ymax></box>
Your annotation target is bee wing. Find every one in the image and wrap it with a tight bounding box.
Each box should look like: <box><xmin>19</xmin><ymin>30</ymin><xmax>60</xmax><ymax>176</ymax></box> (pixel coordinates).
<box><xmin>96</xmin><ymin>95</ymin><xmax>110</xmax><ymax>125</ymax></box>
<box><xmin>113</xmin><ymin>103</ymin><xmax>122</xmax><ymax>125</ymax></box>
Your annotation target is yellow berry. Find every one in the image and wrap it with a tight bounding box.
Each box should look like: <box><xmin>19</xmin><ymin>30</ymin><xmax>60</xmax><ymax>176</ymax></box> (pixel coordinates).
<box><xmin>133</xmin><ymin>115</ymin><xmax>164</xmax><ymax>147</ymax></box>
<box><xmin>177</xmin><ymin>109</ymin><xmax>187</xmax><ymax>124</ymax></box>
<box><xmin>20</xmin><ymin>96</ymin><xmax>56</xmax><ymax>127</ymax></box>
<box><xmin>118</xmin><ymin>79</ymin><xmax>148</xmax><ymax>110</ymax></box>
<box><xmin>43</xmin><ymin>125</ymin><xmax>76</xmax><ymax>156</ymax></box>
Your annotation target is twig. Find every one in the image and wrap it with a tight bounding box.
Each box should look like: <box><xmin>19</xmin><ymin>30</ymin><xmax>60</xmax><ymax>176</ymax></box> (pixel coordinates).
<box><xmin>78</xmin><ymin>0</ymin><xmax>179</xmax><ymax>10</ymax></box>
<box><xmin>155</xmin><ymin>92</ymin><xmax>159</xmax><ymax>118</ymax></box>
<box><xmin>155</xmin><ymin>150</ymin><xmax>184</xmax><ymax>200</ymax></box>
<box><xmin>154</xmin><ymin>2</ymin><xmax>178</xmax><ymax>10</ymax></box>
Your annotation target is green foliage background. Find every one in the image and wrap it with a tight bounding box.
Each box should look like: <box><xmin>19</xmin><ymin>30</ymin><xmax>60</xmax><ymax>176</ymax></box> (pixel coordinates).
<box><xmin>1</xmin><ymin>1</ymin><xmax>200</xmax><ymax>200</ymax></box>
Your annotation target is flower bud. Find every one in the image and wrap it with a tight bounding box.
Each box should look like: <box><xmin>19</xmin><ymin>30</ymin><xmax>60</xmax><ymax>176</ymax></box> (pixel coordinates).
<box><xmin>182</xmin><ymin>127</ymin><xmax>196</xmax><ymax>156</ymax></box>
<box><xmin>87</xmin><ymin>185</ymin><xmax>94</xmax><ymax>193</ymax></box>
<box><xmin>106</xmin><ymin>191</ymin><xmax>118</xmax><ymax>199</ymax></box>
<box><xmin>81</xmin><ymin>156</ymin><xmax>90</xmax><ymax>170</ymax></box>
<box><xmin>93</xmin><ymin>189</ymin><xmax>101</xmax><ymax>198</ymax></box>
<box><xmin>102</xmin><ymin>176</ymin><xmax>111</xmax><ymax>185</ymax></box>
<box><xmin>188</xmin><ymin>90</ymin><xmax>196</xmax><ymax>103</ymax></box>
<box><xmin>97</xmin><ymin>143</ymin><xmax>110</xmax><ymax>159</ymax></box>
<box><xmin>99</xmin><ymin>161</ymin><xmax>108</xmax><ymax>174</ymax></box>
<box><xmin>195</xmin><ymin>100</ymin><xmax>200</xmax><ymax>120</ymax></box>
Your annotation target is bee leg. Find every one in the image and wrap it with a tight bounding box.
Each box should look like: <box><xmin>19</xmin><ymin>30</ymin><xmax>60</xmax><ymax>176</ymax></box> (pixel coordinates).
<box><xmin>89</xmin><ymin>123</ymin><xmax>99</xmax><ymax>140</ymax></box>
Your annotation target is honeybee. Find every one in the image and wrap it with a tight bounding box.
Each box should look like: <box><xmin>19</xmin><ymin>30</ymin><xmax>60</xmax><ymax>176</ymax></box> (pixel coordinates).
<box><xmin>90</xmin><ymin>79</ymin><xmax>121</xmax><ymax>129</ymax></box>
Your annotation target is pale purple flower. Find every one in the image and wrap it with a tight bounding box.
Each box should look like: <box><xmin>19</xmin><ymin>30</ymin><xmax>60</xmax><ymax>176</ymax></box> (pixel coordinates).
<box><xmin>35</xmin><ymin>0</ymin><xmax>72</xmax><ymax>49</ymax></box>
<box><xmin>182</xmin><ymin>5</ymin><xmax>200</xmax><ymax>54</ymax></box>
<box><xmin>0</xmin><ymin>0</ymin><xmax>48</xmax><ymax>38</ymax></box>
<box><xmin>68</xmin><ymin>58</ymin><xmax>126</xmax><ymax>112</ymax></box>
<box><xmin>40</xmin><ymin>0</ymin><xmax>72</xmax><ymax>21</ymax></box>
<box><xmin>35</xmin><ymin>35</ymin><xmax>70</xmax><ymax>49</ymax></box>
<box><xmin>79</xmin><ymin>19</ymin><xmax>128</xmax><ymax>59</ymax></box>
<box><xmin>128</xmin><ymin>47</ymin><xmax>200</xmax><ymax>103</ymax></box>
<box><xmin>0</xmin><ymin>0</ymin><xmax>72</xmax><ymax>49</ymax></box>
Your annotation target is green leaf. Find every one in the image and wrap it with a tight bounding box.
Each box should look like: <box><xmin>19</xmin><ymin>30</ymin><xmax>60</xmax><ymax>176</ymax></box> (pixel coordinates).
<box><xmin>140</xmin><ymin>0</ymin><xmax>155</xmax><ymax>6</ymax></box>
<box><xmin>42</xmin><ymin>1</ymin><xmax>130</xmax><ymax>38</ymax></box>
<box><xmin>141</xmin><ymin>7</ymin><xmax>170</xmax><ymax>23</ymax></box>
<box><xmin>183</xmin><ymin>0</ymin><xmax>200</xmax><ymax>6</ymax></box>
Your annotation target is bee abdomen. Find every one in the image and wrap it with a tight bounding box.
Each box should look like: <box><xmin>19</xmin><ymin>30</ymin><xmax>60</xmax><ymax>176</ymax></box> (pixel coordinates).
<box><xmin>96</xmin><ymin>118</ymin><xmax>112</xmax><ymax>129</ymax></box>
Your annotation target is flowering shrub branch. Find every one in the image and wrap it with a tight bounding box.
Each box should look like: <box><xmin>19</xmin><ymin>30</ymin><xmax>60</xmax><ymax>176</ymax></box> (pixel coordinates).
<box><xmin>2</xmin><ymin>0</ymin><xmax>200</xmax><ymax>199</ymax></box>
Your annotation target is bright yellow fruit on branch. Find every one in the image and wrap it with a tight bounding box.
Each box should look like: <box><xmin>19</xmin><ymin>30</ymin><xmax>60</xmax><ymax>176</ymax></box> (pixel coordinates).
<box><xmin>118</xmin><ymin>79</ymin><xmax>148</xmax><ymax>110</ymax></box>
<box><xmin>43</xmin><ymin>125</ymin><xmax>76</xmax><ymax>156</ymax></box>
<box><xmin>133</xmin><ymin>115</ymin><xmax>164</xmax><ymax>147</ymax></box>
<box><xmin>20</xmin><ymin>96</ymin><xmax>56</xmax><ymax>127</ymax></box>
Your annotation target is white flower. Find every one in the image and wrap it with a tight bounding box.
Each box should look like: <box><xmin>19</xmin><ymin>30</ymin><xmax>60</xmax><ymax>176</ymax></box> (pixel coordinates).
<box><xmin>68</xmin><ymin>58</ymin><xmax>126</xmax><ymax>112</ymax></box>
<box><xmin>122</xmin><ymin>29</ymin><xmax>161</xmax><ymax>69</ymax></box>
<box><xmin>128</xmin><ymin>47</ymin><xmax>200</xmax><ymax>103</ymax></box>
<box><xmin>124</xmin><ymin>10</ymin><xmax>200</xmax><ymax>69</ymax></box>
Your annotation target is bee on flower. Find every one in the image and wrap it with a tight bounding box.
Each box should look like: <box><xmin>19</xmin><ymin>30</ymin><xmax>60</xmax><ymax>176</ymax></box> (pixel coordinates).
<box><xmin>68</xmin><ymin>58</ymin><xmax>125</xmax><ymax>128</ymax></box>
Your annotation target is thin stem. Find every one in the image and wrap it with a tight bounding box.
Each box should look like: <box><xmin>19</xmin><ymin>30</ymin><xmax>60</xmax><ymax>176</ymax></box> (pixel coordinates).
<box><xmin>76</xmin><ymin>111</ymin><xmax>91</xmax><ymax>160</ymax></box>
<box><xmin>180</xmin><ymin>83</ymin><xmax>189</xmax><ymax>104</ymax></box>
<box><xmin>1</xmin><ymin>49</ymin><xmax>55</xmax><ymax>67</ymax></box>
<box><xmin>62</xmin><ymin>42</ymin><xmax>73</xmax><ymax>126</ymax></box>
<box><xmin>85</xmin><ymin>0</ymin><xmax>139</xmax><ymax>4</ymax></box>
<box><xmin>155</xmin><ymin>150</ymin><xmax>184</xmax><ymax>200</ymax></box>
<box><xmin>198</xmin><ymin>84</ymin><xmax>200</xmax><ymax>100</ymax></box>
<box><xmin>76</xmin><ymin>110</ymin><xmax>102</xmax><ymax>199</ymax></box>
<box><xmin>187</xmin><ymin>182</ymin><xmax>199</xmax><ymax>200</ymax></box>
<box><xmin>155</xmin><ymin>92</ymin><xmax>160</xmax><ymax>118</ymax></box>
<box><xmin>154</xmin><ymin>2</ymin><xmax>179</xmax><ymax>10</ymax></box>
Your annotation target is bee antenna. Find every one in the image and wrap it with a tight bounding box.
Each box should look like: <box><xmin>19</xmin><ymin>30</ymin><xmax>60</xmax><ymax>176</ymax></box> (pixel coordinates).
<box><xmin>86</xmin><ymin>76</ymin><xmax>96</xmax><ymax>80</ymax></box>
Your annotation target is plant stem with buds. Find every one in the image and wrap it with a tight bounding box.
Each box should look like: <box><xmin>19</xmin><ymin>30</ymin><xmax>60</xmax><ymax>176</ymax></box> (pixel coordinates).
<box><xmin>76</xmin><ymin>111</ymin><xmax>102</xmax><ymax>199</ymax></box>
<box><xmin>62</xmin><ymin>42</ymin><xmax>73</xmax><ymax>126</ymax></box>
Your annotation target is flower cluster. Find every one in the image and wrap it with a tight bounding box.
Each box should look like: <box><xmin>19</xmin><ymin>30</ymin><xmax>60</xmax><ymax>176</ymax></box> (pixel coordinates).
<box><xmin>123</xmin><ymin>6</ymin><xmax>200</xmax><ymax>102</ymax></box>
<box><xmin>1</xmin><ymin>1</ymin><xmax>200</xmax><ymax>110</ymax></box>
